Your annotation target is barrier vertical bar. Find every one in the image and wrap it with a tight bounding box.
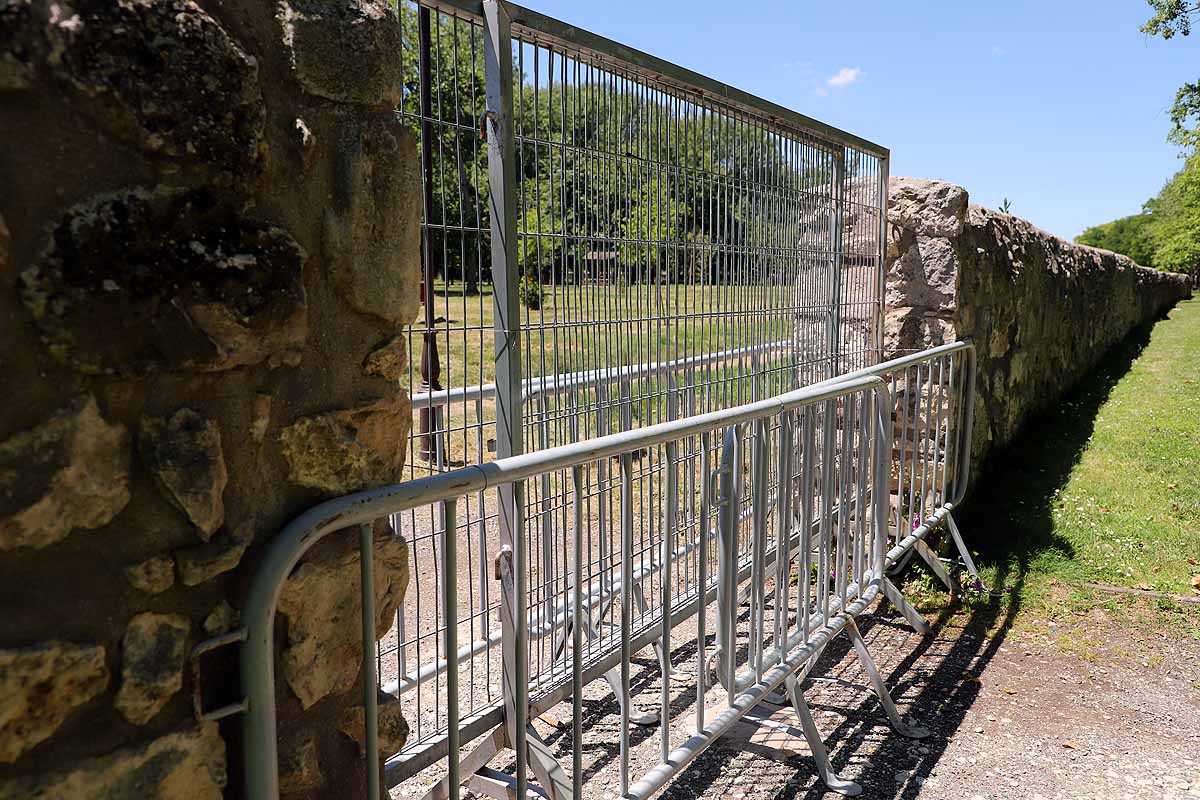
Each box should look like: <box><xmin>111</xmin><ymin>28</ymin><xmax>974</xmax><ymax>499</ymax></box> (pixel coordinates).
<box><xmin>570</xmin><ymin>466</ymin><xmax>584</xmax><ymax>800</ymax></box>
<box><xmin>827</xmin><ymin>151</ymin><xmax>846</xmax><ymax>378</ymax></box>
<box><xmin>483</xmin><ymin>3</ymin><xmax>527</xmax><ymax>797</ymax></box>
<box><xmin>360</xmin><ymin>523</ymin><xmax>380</xmax><ymax>800</ymax></box>
<box><xmin>695</xmin><ymin>430</ymin><xmax>712</xmax><ymax>734</ymax></box>
<box><xmin>661</xmin><ymin>440</ymin><xmax>678</xmax><ymax>763</ymax></box>
<box><xmin>442</xmin><ymin>502</ymin><xmax>460</xmax><ymax>799</ymax></box>
<box><xmin>619</xmin><ymin>452</ymin><xmax>634</xmax><ymax>797</ymax></box>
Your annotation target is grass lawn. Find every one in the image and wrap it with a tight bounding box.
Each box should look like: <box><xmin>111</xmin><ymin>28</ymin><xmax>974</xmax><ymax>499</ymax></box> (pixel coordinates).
<box><xmin>416</xmin><ymin>280</ymin><xmax>803</xmax><ymax>393</ymax></box>
<box><xmin>915</xmin><ymin>298</ymin><xmax>1200</xmax><ymax>637</ymax></box>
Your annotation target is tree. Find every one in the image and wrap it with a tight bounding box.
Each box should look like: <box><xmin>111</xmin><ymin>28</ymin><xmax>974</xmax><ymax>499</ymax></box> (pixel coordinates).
<box><xmin>1142</xmin><ymin>1</ymin><xmax>1200</xmax><ymax>148</ymax></box>
<box><xmin>1076</xmin><ymin>213</ymin><xmax>1157</xmax><ymax>266</ymax></box>
<box><xmin>1146</xmin><ymin>149</ymin><xmax>1200</xmax><ymax>273</ymax></box>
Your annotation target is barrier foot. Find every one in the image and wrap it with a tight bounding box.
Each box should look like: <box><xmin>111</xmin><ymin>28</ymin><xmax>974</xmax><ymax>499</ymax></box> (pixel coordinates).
<box><xmin>466</xmin><ymin>766</ymin><xmax>550</xmax><ymax>799</ymax></box>
<box><xmin>845</xmin><ymin>618</ymin><xmax>930</xmax><ymax>739</ymax></box>
<box><xmin>602</xmin><ymin>667</ymin><xmax>658</xmax><ymax>726</ymax></box>
<box><xmin>945</xmin><ymin>512</ymin><xmax>1001</xmax><ymax>593</ymax></box>
<box><xmin>583</xmin><ymin>605</ymin><xmax>659</xmax><ymax>726</ymax></box>
<box><xmin>881</xmin><ymin>577</ymin><xmax>930</xmax><ymax>635</ymax></box>
<box><xmin>784</xmin><ymin>674</ymin><xmax>862</xmax><ymax>796</ymax></box>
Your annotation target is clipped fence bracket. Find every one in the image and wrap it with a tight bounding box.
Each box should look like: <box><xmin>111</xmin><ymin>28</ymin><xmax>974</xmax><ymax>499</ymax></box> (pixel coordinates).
<box><xmin>191</xmin><ymin>628</ymin><xmax>249</xmax><ymax>722</ymax></box>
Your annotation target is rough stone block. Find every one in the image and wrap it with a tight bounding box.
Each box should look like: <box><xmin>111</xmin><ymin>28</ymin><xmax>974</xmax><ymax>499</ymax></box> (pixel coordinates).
<box><xmin>323</xmin><ymin>113</ymin><xmax>421</xmax><ymax>325</ymax></box>
<box><xmin>0</xmin><ymin>722</ymin><xmax>226</xmax><ymax>799</ymax></box>
<box><xmin>279</xmin><ymin>393</ymin><xmax>411</xmax><ymax>495</ymax></box>
<box><xmin>0</xmin><ymin>641</ymin><xmax>108</xmax><ymax>763</ymax></box>
<box><xmin>338</xmin><ymin>690</ymin><xmax>409</xmax><ymax>756</ymax></box>
<box><xmin>0</xmin><ymin>394</ymin><xmax>130</xmax><ymax>550</ymax></box>
<box><xmin>123</xmin><ymin>555</ymin><xmax>176</xmax><ymax>595</ymax></box>
<box><xmin>277</xmin><ymin>527</ymin><xmax>409</xmax><ymax>708</ymax></box>
<box><xmin>139</xmin><ymin>409</ymin><xmax>227</xmax><ymax>540</ymax></box>
<box><xmin>20</xmin><ymin>188</ymin><xmax>308</xmax><ymax>375</ymax></box>
<box><xmin>281</xmin><ymin>0</ymin><xmax>403</xmax><ymax>106</ymax></box>
<box><xmin>43</xmin><ymin>0</ymin><xmax>263</xmax><ymax>174</ymax></box>
<box><xmin>363</xmin><ymin>335</ymin><xmax>409</xmax><ymax>383</ymax></box>
<box><xmin>115</xmin><ymin>612</ymin><xmax>190</xmax><ymax>726</ymax></box>
<box><xmin>174</xmin><ymin>522</ymin><xmax>252</xmax><ymax>586</ymax></box>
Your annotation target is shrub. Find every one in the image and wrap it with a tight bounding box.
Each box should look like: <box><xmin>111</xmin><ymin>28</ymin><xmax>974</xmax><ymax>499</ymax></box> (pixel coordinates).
<box><xmin>518</xmin><ymin>274</ymin><xmax>544</xmax><ymax>310</ymax></box>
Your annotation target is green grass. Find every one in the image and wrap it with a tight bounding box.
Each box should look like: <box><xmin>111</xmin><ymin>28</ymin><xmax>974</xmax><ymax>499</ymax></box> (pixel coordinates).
<box><xmin>418</xmin><ymin>280</ymin><xmax>801</xmax><ymax>392</ymax></box>
<box><xmin>947</xmin><ymin>298</ymin><xmax>1200</xmax><ymax>632</ymax></box>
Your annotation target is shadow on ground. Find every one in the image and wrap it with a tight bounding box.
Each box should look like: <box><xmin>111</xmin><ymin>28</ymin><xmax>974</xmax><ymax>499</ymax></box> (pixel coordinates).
<box><xmin>652</xmin><ymin>320</ymin><xmax>1160</xmax><ymax>799</ymax></box>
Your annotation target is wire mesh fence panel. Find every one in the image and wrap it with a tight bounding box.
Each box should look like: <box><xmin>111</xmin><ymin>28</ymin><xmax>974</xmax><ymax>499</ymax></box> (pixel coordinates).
<box><xmin>381</xmin><ymin>0</ymin><xmax>888</xmax><ymax>787</ymax></box>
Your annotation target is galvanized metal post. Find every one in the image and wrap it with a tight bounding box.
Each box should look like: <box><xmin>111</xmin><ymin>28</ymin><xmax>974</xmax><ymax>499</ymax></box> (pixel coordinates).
<box><xmin>418</xmin><ymin>6</ymin><xmax>443</xmax><ymax>463</ymax></box>
<box><xmin>483</xmin><ymin>2</ymin><xmax>527</xmax><ymax>798</ymax></box>
<box><xmin>876</xmin><ymin>155</ymin><xmax>890</xmax><ymax>361</ymax></box>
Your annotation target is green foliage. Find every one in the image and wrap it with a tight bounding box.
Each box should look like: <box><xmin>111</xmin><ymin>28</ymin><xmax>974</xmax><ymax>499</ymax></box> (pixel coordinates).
<box><xmin>1079</xmin><ymin>149</ymin><xmax>1200</xmax><ymax>275</ymax></box>
<box><xmin>1146</xmin><ymin>149</ymin><xmax>1200</xmax><ymax>272</ymax></box>
<box><xmin>1000</xmin><ymin>197</ymin><xmax>1012</xmax><ymax>214</ymax></box>
<box><xmin>1141</xmin><ymin>2</ymin><xmax>1200</xmax><ymax>148</ymax></box>
<box><xmin>1076</xmin><ymin>213</ymin><xmax>1157</xmax><ymax>267</ymax></box>
<box><xmin>518</xmin><ymin>273</ymin><xmax>544</xmax><ymax>310</ymax></box>
<box><xmin>399</xmin><ymin>7</ymin><xmax>847</xmax><ymax>292</ymax></box>
<box><xmin>1140</xmin><ymin>0</ymin><xmax>1199</xmax><ymax>39</ymax></box>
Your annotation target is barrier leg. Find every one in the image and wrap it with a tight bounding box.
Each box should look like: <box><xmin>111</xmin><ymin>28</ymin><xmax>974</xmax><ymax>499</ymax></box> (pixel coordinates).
<box><xmin>845</xmin><ymin>618</ymin><xmax>930</xmax><ymax>739</ymax></box>
<box><xmin>526</xmin><ymin>726</ymin><xmax>573</xmax><ymax>800</ymax></box>
<box><xmin>945</xmin><ymin>512</ymin><xmax>995</xmax><ymax>591</ymax></box>
<box><xmin>419</xmin><ymin>728</ymin><xmax>504</xmax><ymax>800</ymax></box>
<box><xmin>914</xmin><ymin>537</ymin><xmax>953</xmax><ymax>590</ymax></box>
<box><xmin>881</xmin><ymin>577</ymin><xmax>930</xmax><ymax>635</ymax></box>
<box><xmin>582</xmin><ymin>602</ymin><xmax>658</xmax><ymax>726</ymax></box>
<box><xmin>785</xmin><ymin>673</ymin><xmax>862</xmax><ymax>796</ymax></box>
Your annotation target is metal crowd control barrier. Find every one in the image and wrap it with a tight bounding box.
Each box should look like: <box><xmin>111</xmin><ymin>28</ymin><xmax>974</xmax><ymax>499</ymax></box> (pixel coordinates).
<box><xmin>230</xmin><ymin>375</ymin><xmax>934</xmax><ymax>800</ymax></box>
<box><xmin>811</xmin><ymin>341</ymin><xmax>982</xmax><ymax>631</ymax></box>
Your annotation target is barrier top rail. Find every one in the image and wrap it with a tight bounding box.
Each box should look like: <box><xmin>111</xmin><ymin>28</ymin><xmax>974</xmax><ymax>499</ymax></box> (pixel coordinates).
<box><xmin>416</xmin><ymin>0</ymin><xmax>889</xmax><ymax>159</ymax></box>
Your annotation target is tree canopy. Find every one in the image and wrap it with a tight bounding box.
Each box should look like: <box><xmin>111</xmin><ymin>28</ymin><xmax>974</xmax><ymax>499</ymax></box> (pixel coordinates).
<box><xmin>1141</xmin><ymin>1</ymin><xmax>1200</xmax><ymax>148</ymax></box>
<box><xmin>1076</xmin><ymin>151</ymin><xmax>1200</xmax><ymax>275</ymax></box>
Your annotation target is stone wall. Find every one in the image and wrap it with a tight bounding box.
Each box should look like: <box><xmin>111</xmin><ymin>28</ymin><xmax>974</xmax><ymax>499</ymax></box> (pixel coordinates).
<box><xmin>884</xmin><ymin>177</ymin><xmax>1194</xmax><ymax>471</ymax></box>
<box><xmin>0</xmin><ymin>1</ymin><xmax>419</xmax><ymax>798</ymax></box>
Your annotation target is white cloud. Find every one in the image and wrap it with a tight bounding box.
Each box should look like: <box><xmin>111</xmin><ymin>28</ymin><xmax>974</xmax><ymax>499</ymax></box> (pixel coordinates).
<box><xmin>826</xmin><ymin>67</ymin><xmax>862</xmax><ymax>89</ymax></box>
<box><xmin>991</xmin><ymin>45</ymin><xmax>1006</xmax><ymax>56</ymax></box>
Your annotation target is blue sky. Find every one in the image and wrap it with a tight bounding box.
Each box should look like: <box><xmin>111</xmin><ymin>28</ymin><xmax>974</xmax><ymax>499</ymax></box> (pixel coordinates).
<box><xmin>529</xmin><ymin>0</ymin><xmax>1196</xmax><ymax>240</ymax></box>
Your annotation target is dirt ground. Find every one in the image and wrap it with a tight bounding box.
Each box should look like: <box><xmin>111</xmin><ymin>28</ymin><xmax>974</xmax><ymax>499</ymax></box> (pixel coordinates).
<box><xmin>404</xmin><ymin>593</ymin><xmax>1200</xmax><ymax>800</ymax></box>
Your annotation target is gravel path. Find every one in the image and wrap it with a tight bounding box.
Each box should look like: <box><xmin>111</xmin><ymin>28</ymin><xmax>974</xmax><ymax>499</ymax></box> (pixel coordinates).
<box><xmin>394</xmin><ymin>595</ymin><xmax>1200</xmax><ymax>800</ymax></box>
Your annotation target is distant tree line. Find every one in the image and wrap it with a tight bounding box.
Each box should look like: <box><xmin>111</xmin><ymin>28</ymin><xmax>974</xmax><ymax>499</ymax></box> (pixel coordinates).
<box><xmin>398</xmin><ymin>4</ymin><xmax>855</xmax><ymax>293</ymax></box>
<box><xmin>1075</xmin><ymin>2</ymin><xmax>1200</xmax><ymax>277</ymax></box>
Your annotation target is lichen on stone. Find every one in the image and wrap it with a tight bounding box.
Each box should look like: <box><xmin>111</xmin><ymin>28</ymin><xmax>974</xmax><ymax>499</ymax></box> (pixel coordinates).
<box><xmin>279</xmin><ymin>394</ymin><xmax>411</xmax><ymax>495</ymax></box>
<box><xmin>115</xmin><ymin>612</ymin><xmax>191</xmax><ymax>726</ymax></box>
<box><xmin>45</xmin><ymin>0</ymin><xmax>264</xmax><ymax>174</ymax></box>
<box><xmin>20</xmin><ymin>188</ymin><xmax>308</xmax><ymax>375</ymax></box>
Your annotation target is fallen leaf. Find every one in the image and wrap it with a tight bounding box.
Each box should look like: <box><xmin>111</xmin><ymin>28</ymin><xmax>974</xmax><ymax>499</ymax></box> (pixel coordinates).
<box><xmin>1062</xmin><ymin>740</ymin><xmax>1081</xmax><ymax>749</ymax></box>
<box><xmin>966</xmin><ymin>675</ymin><xmax>983</xmax><ymax>686</ymax></box>
<box><xmin>1002</xmin><ymin>686</ymin><xmax>1018</xmax><ymax>695</ymax></box>
<box><xmin>1167</xmin><ymin>483</ymin><xmax>1178</xmax><ymax>490</ymax></box>
<box><xmin>1191</xmin><ymin>575</ymin><xmax>1200</xmax><ymax>589</ymax></box>
<box><xmin>1137</xmin><ymin>582</ymin><xmax>1151</xmax><ymax>591</ymax></box>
